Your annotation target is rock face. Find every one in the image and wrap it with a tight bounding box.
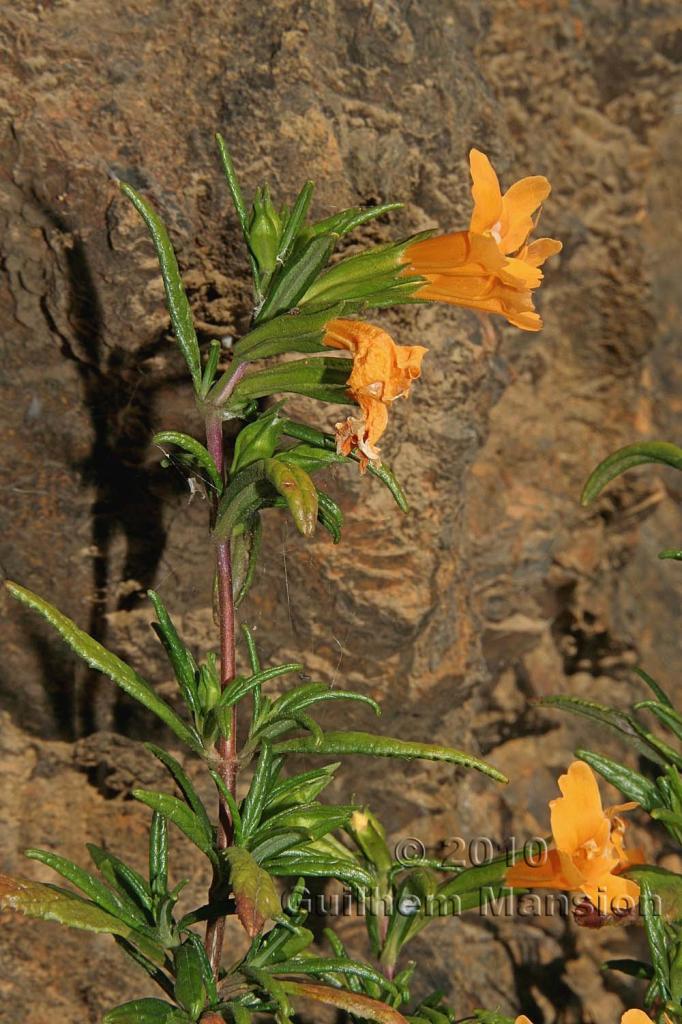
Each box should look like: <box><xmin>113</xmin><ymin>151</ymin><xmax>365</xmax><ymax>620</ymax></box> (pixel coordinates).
<box><xmin>1</xmin><ymin>1</ymin><xmax>680</xmax><ymax>1021</ymax></box>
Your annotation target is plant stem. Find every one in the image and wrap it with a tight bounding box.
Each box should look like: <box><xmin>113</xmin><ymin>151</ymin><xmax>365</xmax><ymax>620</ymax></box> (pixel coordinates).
<box><xmin>204</xmin><ymin>410</ymin><xmax>238</xmax><ymax>976</ymax></box>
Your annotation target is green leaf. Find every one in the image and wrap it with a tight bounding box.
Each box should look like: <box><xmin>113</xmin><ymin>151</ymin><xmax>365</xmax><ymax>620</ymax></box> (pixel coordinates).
<box><xmin>276</xmin><ymin>181</ymin><xmax>314</xmax><ymax>263</ymax></box>
<box><xmin>634</xmin><ymin>666</ymin><xmax>674</xmax><ymax>708</ymax></box>
<box><xmin>265</xmin><ymin>956</ymin><xmax>398</xmax><ymax>996</ymax></box>
<box><xmin>201</xmin><ymin>339</ymin><xmax>222</xmax><ymax>394</ymax></box>
<box><xmin>215</xmin><ymin>134</ymin><xmax>249</xmax><ymax>237</ymax></box>
<box><xmin>249</xmin><ymin>803</ymin><xmax>355</xmax><ymax>848</ymax></box>
<box><xmin>538</xmin><ymin>695</ymin><xmax>666</xmax><ymax>764</ymax></box>
<box><xmin>220</xmin><ymin>663</ymin><xmax>304</xmax><ymax>712</ymax></box>
<box><xmin>224</xmin><ymin>847</ymin><xmax>281</xmax><ymax>937</ymax></box>
<box><xmin>103</xmin><ymin>998</ymin><xmax>190</xmax><ymax>1024</ymax></box>
<box><xmin>231</xmin><ymin>410</ymin><xmax>286</xmax><ymax>475</ymax></box>
<box><xmin>256</xmin><ymin>235</ymin><xmax>336</xmax><ymax>324</ymax></box>
<box><xmin>602</xmin><ymin>958</ymin><xmax>653</xmax><ymax>980</ymax></box>
<box><xmin>6</xmin><ymin>582</ymin><xmax>203</xmax><ymax>756</ymax></box>
<box><xmin>120</xmin><ymin>183</ymin><xmax>201</xmax><ymax>391</ymax></box>
<box><xmin>149</xmin><ymin>811</ymin><xmax>168</xmax><ymax>899</ymax></box>
<box><xmin>273</xmin><ymin>731</ymin><xmax>507</xmax><ymax>783</ymax></box>
<box><xmin>227</xmin><ymin>357</ymin><xmax>353</xmax><ymax>407</ymax></box>
<box><xmin>241</xmin><ymin>743</ymin><xmax>276</xmax><ymax>839</ymax></box>
<box><xmin>640</xmin><ymin>877</ymin><xmax>671</xmax><ymax>1002</ymax></box>
<box><xmin>209</xmin><ymin>770</ymin><xmax>244</xmax><ymax>845</ymax></box>
<box><xmin>263</xmin><ymin>851</ymin><xmax>375</xmax><ymax>890</ymax></box>
<box><xmin>575</xmin><ymin>750</ymin><xmax>660</xmax><ymax>810</ymax></box>
<box><xmin>0</xmin><ymin>872</ymin><xmax>142</xmax><ymax>939</ymax></box>
<box><xmin>184</xmin><ymin>931</ymin><xmax>219</xmax><ymax>1005</ymax></box>
<box><xmin>635</xmin><ymin>701</ymin><xmax>682</xmax><ymax>744</ymax></box>
<box><xmin>281</xmin><ymin>980</ymin><xmax>410</xmax><ymax>1024</ymax></box>
<box><xmin>265</xmin><ymin>764</ymin><xmax>340</xmax><ymax>811</ymax></box>
<box><xmin>153</xmin><ymin>431</ymin><xmax>223</xmax><ymax>495</ymax></box>
<box><xmin>174</xmin><ymin>940</ymin><xmax>207</xmax><ymax>1018</ymax></box>
<box><xmin>659</xmin><ymin>549</ymin><xmax>682</xmax><ymax>561</ymax></box>
<box><xmin>317</xmin><ymin>490</ymin><xmax>343</xmax><ymax>543</ymax></box>
<box><xmin>275</xmin><ymin>444</ymin><xmax>346</xmax><ymax>475</ymax></box>
<box><xmin>24</xmin><ymin>849</ymin><xmax>147</xmax><ymax>929</ymax></box>
<box><xmin>304</xmin><ymin>203</ymin><xmax>404</xmax><ymax>241</ymax></box>
<box><xmin>133</xmin><ymin>790</ymin><xmax>216</xmax><ymax>863</ymax></box>
<box><xmin>249</xmin><ymin>830</ymin><xmax>308</xmax><ymax>864</ymax></box>
<box><xmin>145</xmin><ymin>744</ymin><xmax>213</xmax><ymax>840</ymax></box>
<box><xmin>86</xmin><ymin>845</ymin><xmax>153</xmax><ymax>915</ymax></box>
<box><xmin>581</xmin><ymin>441</ymin><xmax>682</xmax><ymax>505</ymax></box>
<box><xmin>147</xmin><ymin>591</ymin><xmax>199</xmax><ymax>713</ymax></box>
<box><xmin>233</xmin><ymin>515</ymin><xmax>262</xmax><ymax>609</ymax></box>
<box><xmin>270</xmin><ymin>682</ymin><xmax>380</xmax><ymax>719</ymax></box>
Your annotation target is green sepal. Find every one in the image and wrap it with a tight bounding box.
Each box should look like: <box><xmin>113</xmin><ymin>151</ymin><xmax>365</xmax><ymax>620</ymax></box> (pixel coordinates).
<box><xmin>230</xmin><ymin>304</ymin><xmax>349</xmax><ymax>363</ymax></box>
<box><xmin>581</xmin><ymin>440</ymin><xmax>682</xmax><ymax>505</ymax></box>
<box><xmin>224</xmin><ymin>847</ymin><xmax>281</xmax><ymax>937</ymax></box>
<box><xmin>6</xmin><ymin>582</ymin><xmax>203</xmax><ymax>756</ymax></box>
<box><xmin>273</xmin><ymin>731</ymin><xmax>507</xmax><ymax>783</ymax></box>
<box><xmin>264</xmin><ymin>458</ymin><xmax>318</xmax><ymax>537</ymax></box>
<box><xmin>256</xmin><ymin>234</ymin><xmax>337</xmax><ymax>324</ymax></box>
<box><xmin>274</xmin><ymin>444</ymin><xmax>346</xmax><ymax>474</ymax></box>
<box><xmin>103</xmin><ymin>998</ymin><xmax>191</xmax><ymax>1024</ymax></box>
<box><xmin>231</xmin><ymin>406</ymin><xmax>286</xmax><ymax>474</ymax></box>
<box><xmin>249</xmin><ymin>185</ymin><xmax>283</xmax><ymax>275</ymax></box>
<box><xmin>153</xmin><ymin>431</ymin><xmax>223</xmax><ymax>495</ymax></box>
<box><xmin>119</xmin><ymin>183</ymin><xmax>201</xmax><ymax>391</ymax></box>
<box><xmin>133</xmin><ymin>790</ymin><xmax>216</xmax><ymax>864</ymax></box>
<box><xmin>300</xmin><ymin>236</ymin><xmax>427</xmax><ymax>307</ymax></box>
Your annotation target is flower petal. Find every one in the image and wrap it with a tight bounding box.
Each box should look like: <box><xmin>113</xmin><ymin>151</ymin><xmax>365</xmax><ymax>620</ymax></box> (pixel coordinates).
<box><xmin>469</xmin><ymin>149</ymin><xmax>503</xmax><ymax>235</ymax></box>
<box><xmin>550</xmin><ymin>761</ymin><xmax>606</xmax><ymax>855</ymax></box>
<box><xmin>500</xmin><ymin>175</ymin><xmax>551</xmax><ymax>253</ymax></box>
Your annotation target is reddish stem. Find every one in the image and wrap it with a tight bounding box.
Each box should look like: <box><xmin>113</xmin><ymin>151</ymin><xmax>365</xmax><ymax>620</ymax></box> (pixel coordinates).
<box><xmin>204</xmin><ymin>411</ymin><xmax>238</xmax><ymax>976</ymax></box>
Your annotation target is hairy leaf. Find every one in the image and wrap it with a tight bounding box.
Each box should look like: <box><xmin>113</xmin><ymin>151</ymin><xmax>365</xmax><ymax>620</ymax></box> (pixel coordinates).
<box><xmin>273</xmin><ymin>731</ymin><xmax>507</xmax><ymax>782</ymax></box>
<box><xmin>581</xmin><ymin>440</ymin><xmax>682</xmax><ymax>505</ymax></box>
<box><xmin>133</xmin><ymin>790</ymin><xmax>215</xmax><ymax>862</ymax></box>
<box><xmin>6</xmin><ymin>583</ymin><xmax>203</xmax><ymax>755</ymax></box>
<box><xmin>225</xmin><ymin>847</ymin><xmax>281</xmax><ymax>936</ymax></box>
<box><xmin>103</xmin><ymin>998</ymin><xmax>190</xmax><ymax>1024</ymax></box>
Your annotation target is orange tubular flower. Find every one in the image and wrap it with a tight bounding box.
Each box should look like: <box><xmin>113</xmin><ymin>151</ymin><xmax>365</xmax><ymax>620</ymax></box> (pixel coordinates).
<box><xmin>322</xmin><ymin>319</ymin><xmax>427</xmax><ymax>470</ymax></box>
<box><xmin>402</xmin><ymin>149</ymin><xmax>562</xmax><ymax>331</ymax></box>
<box><xmin>506</xmin><ymin>761</ymin><xmax>643</xmax><ymax>915</ymax></box>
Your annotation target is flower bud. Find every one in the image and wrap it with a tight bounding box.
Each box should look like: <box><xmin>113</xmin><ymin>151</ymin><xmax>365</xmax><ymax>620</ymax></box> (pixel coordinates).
<box><xmin>248</xmin><ymin>185</ymin><xmax>282</xmax><ymax>274</ymax></box>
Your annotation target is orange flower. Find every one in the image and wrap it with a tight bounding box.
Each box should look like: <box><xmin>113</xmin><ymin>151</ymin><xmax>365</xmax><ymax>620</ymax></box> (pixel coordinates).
<box><xmin>322</xmin><ymin>318</ymin><xmax>426</xmax><ymax>470</ymax></box>
<box><xmin>402</xmin><ymin>149</ymin><xmax>561</xmax><ymax>331</ymax></box>
<box><xmin>505</xmin><ymin>761</ymin><xmax>643</xmax><ymax>915</ymax></box>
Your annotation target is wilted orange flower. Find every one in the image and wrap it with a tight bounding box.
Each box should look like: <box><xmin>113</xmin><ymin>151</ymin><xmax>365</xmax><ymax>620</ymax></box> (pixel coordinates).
<box><xmin>506</xmin><ymin>761</ymin><xmax>643</xmax><ymax>914</ymax></box>
<box><xmin>323</xmin><ymin>318</ymin><xmax>426</xmax><ymax>470</ymax></box>
<box><xmin>402</xmin><ymin>149</ymin><xmax>562</xmax><ymax>331</ymax></box>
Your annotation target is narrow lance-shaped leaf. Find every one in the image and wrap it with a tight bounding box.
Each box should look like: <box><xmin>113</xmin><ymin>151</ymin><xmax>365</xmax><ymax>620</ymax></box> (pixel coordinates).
<box><xmin>0</xmin><ymin>873</ymin><xmax>141</xmax><ymax>939</ymax></box>
<box><xmin>276</xmin><ymin>180</ymin><xmax>314</xmax><ymax>263</ymax></box>
<box><xmin>133</xmin><ymin>789</ymin><xmax>216</xmax><ymax>863</ymax></box>
<box><xmin>24</xmin><ymin>848</ymin><xmax>147</xmax><ymax>929</ymax></box>
<box><xmin>273</xmin><ymin>731</ymin><xmax>507</xmax><ymax>783</ymax></box>
<box><xmin>147</xmin><ymin>589</ymin><xmax>199</xmax><ymax>719</ymax></box>
<box><xmin>6</xmin><ymin>582</ymin><xmax>204</xmax><ymax>756</ymax></box>
<box><xmin>281</xmin><ymin>980</ymin><xmax>410</xmax><ymax>1024</ymax></box>
<box><xmin>103</xmin><ymin>999</ymin><xmax>191</xmax><ymax>1024</ymax></box>
<box><xmin>154</xmin><ymin>431</ymin><xmax>223</xmax><ymax>495</ymax></box>
<box><xmin>174</xmin><ymin>940</ymin><xmax>207</xmax><ymax>1018</ymax></box>
<box><xmin>149</xmin><ymin>811</ymin><xmax>168</xmax><ymax>898</ymax></box>
<box><xmin>256</xmin><ymin>234</ymin><xmax>336</xmax><ymax>324</ymax></box>
<box><xmin>581</xmin><ymin>441</ymin><xmax>682</xmax><ymax>505</ymax></box>
<box><xmin>120</xmin><ymin>183</ymin><xmax>201</xmax><ymax>391</ymax></box>
<box><xmin>145</xmin><ymin>743</ymin><xmax>213</xmax><ymax>839</ymax></box>
<box><xmin>576</xmin><ymin>749</ymin><xmax>660</xmax><ymax>811</ymax></box>
<box><xmin>87</xmin><ymin>844</ymin><xmax>153</xmax><ymax>916</ymax></box>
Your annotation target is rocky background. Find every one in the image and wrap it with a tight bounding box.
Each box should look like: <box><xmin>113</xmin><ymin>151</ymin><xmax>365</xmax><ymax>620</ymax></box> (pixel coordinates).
<box><xmin>1</xmin><ymin>1</ymin><xmax>681</xmax><ymax>1021</ymax></box>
